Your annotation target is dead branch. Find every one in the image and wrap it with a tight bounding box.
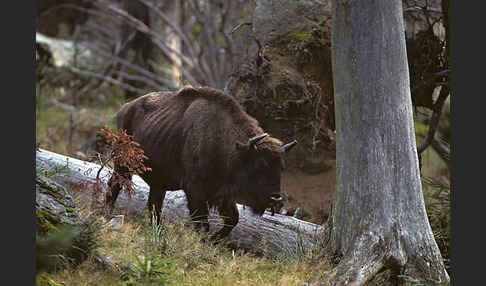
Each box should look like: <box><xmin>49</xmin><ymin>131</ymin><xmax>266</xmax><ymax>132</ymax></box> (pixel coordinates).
<box><xmin>69</xmin><ymin>66</ymin><xmax>148</xmax><ymax>94</ymax></box>
<box><xmin>417</xmin><ymin>85</ymin><xmax>450</xmax><ymax>154</ymax></box>
<box><xmin>78</xmin><ymin>41</ymin><xmax>176</xmax><ymax>88</ymax></box>
<box><xmin>430</xmin><ymin>137</ymin><xmax>450</xmax><ymax>167</ymax></box>
<box><xmin>93</xmin><ymin>0</ymin><xmax>203</xmax><ymax>86</ymax></box>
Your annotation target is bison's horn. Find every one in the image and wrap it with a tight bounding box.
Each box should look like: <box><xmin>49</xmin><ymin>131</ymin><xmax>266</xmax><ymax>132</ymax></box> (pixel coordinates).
<box><xmin>249</xmin><ymin>133</ymin><xmax>268</xmax><ymax>145</ymax></box>
<box><xmin>283</xmin><ymin>140</ymin><xmax>298</xmax><ymax>152</ymax></box>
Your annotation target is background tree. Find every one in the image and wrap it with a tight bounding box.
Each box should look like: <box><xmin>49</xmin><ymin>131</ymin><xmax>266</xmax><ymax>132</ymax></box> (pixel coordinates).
<box><xmin>320</xmin><ymin>0</ymin><xmax>449</xmax><ymax>284</ymax></box>
<box><xmin>403</xmin><ymin>0</ymin><xmax>450</xmax><ymax>170</ymax></box>
<box><xmin>71</xmin><ymin>0</ymin><xmax>252</xmax><ymax>98</ymax></box>
<box><xmin>36</xmin><ymin>0</ymin><xmax>93</xmax><ymax>39</ymax></box>
<box><xmin>101</xmin><ymin>0</ymin><xmax>156</xmax><ymax>100</ymax></box>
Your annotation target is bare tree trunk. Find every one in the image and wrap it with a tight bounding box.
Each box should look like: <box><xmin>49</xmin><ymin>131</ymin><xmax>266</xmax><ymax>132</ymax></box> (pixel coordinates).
<box><xmin>36</xmin><ymin>148</ymin><xmax>324</xmax><ymax>256</ymax></box>
<box><xmin>166</xmin><ymin>0</ymin><xmax>182</xmax><ymax>87</ymax></box>
<box><xmin>321</xmin><ymin>0</ymin><xmax>449</xmax><ymax>285</ymax></box>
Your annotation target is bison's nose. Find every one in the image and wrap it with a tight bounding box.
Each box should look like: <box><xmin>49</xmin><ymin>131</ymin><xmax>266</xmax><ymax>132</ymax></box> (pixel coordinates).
<box><xmin>270</xmin><ymin>193</ymin><xmax>283</xmax><ymax>201</ymax></box>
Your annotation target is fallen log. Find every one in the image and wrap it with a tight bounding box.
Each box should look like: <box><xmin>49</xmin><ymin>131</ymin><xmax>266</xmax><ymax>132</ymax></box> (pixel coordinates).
<box><xmin>36</xmin><ymin>148</ymin><xmax>325</xmax><ymax>255</ymax></box>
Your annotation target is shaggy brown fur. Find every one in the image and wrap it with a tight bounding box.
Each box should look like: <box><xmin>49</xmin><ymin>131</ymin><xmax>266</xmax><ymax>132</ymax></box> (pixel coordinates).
<box><xmin>106</xmin><ymin>86</ymin><xmax>295</xmax><ymax>239</ymax></box>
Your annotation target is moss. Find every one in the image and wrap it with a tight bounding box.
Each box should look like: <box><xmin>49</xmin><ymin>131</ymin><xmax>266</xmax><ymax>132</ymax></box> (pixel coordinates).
<box><xmin>269</xmin><ymin>24</ymin><xmax>330</xmax><ymax>72</ymax></box>
<box><xmin>287</xmin><ymin>27</ymin><xmax>311</xmax><ymax>41</ymax></box>
<box><xmin>36</xmin><ymin>272</ymin><xmax>62</xmax><ymax>286</ymax></box>
<box><xmin>414</xmin><ymin>121</ymin><xmax>429</xmax><ymax>136</ymax></box>
<box><xmin>277</xmin><ymin>24</ymin><xmax>329</xmax><ymax>48</ymax></box>
<box><xmin>38</xmin><ymin>185</ymin><xmax>62</xmax><ymax>202</ymax></box>
<box><xmin>36</xmin><ymin>208</ymin><xmax>61</xmax><ymax>235</ymax></box>
<box><xmin>37</xmin><ymin>176</ymin><xmax>74</xmax><ymax>209</ymax></box>
<box><xmin>36</xmin><ymin>177</ymin><xmax>68</xmax><ymax>205</ymax></box>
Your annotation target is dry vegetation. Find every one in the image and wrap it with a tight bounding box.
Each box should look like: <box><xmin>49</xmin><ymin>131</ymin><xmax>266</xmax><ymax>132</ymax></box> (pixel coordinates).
<box><xmin>37</xmin><ymin>187</ymin><xmax>332</xmax><ymax>286</ymax></box>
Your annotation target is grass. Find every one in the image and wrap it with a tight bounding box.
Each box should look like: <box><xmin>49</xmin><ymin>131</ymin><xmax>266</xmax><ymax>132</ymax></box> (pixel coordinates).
<box><xmin>35</xmin><ymin>184</ymin><xmax>331</xmax><ymax>285</ymax></box>
<box><xmin>421</xmin><ymin>147</ymin><xmax>449</xmax><ymax>178</ymax></box>
<box><xmin>36</xmin><ymin>81</ymin><xmax>124</xmax><ymax>157</ymax></box>
<box><xmin>37</xmin><ymin>184</ymin><xmax>449</xmax><ymax>286</ymax></box>
<box><xmin>422</xmin><ymin>176</ymin><xmax>451</xmax><ymax>273</ymax></box>
<box><xmin>41</xmin><ymin>209</ymin><xmax>330</xmax><ymax>286</ymax></box>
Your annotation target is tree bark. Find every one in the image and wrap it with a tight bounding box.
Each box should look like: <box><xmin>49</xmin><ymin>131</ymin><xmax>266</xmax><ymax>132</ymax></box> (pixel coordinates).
<box><xmin>321</xmin><ymin>0</ymin><xmax>449</xmax><ymax>285</ymax></box>
<box><xmin>36</xmin><ymin>148</ymin><xmax>324</xmax><ymax>256</ymax></box>
<box><xmin>164</xmin><ymin>0</ymin><xmax>182</xmax><ymax>87</ymax></box>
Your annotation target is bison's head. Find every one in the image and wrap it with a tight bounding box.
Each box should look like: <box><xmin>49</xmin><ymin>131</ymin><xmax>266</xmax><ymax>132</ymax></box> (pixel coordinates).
<box><xmin>232</xmin><ymin>133</ymin><xmax>297</xmax><ymax>216</ymax></box>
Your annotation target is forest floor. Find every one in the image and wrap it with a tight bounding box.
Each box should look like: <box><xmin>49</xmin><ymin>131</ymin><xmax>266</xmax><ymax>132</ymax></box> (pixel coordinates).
<box><xmin>36</xmin><ymin>182</ymin><xmax>332</xmax><ymax>286</ymax></box>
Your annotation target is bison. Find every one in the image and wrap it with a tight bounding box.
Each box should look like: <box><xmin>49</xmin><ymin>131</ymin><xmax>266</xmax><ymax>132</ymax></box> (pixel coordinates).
<box><xmin>106</xmin><ymin>86</ymin><xmax>297</xmax><ymax>239</ymax></box>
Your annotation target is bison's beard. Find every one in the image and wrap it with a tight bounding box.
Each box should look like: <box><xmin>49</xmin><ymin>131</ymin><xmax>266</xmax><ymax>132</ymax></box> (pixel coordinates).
<box><xmin>249</xmin><ymin>203</ymin><xmax>268</xmax><ymax>216</ymax></box>
<box><xmin>246</xmin><ymin>195</ymin><xmax>272</xmax><ymax>216</ymax></box>
<box><xmin>236</xmin><ymin>186</ymin><xmax>274</xmax><ymax>216</ymax></box>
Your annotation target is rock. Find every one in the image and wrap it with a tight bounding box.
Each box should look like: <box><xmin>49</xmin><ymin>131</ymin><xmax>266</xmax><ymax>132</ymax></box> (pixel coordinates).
<box><xmin>36</xmin><ymin>32</ymin><xmax>96</xmax><ymax>68</ymax></box>
<box><xmin>105</xmin><ymin>215</ymin><xmax>125</xmax><ymax>229</ymax></box>
<box><xmin>252</xmin><ymin>0</ymin><xmax>331</xmax><ymax>45</ymax></box>
<box><xmin>36</xmin><ymin>175</ymin><xmax>83</xmax><ymax>235</ymax></box>
<box><xmin>36</xmin><ymin>174</ymin><xmax>102</xmax><ymax>273</ymax></box>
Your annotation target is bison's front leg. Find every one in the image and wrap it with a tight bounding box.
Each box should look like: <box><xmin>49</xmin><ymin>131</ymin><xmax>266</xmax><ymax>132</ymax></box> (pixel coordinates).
<box><xmin>186</xmin><ymin>193</ymin><xmax>210</xmax><ymax>232</ymax></box>
<box><xmin>105</xmin><ymin>176</ymin><xmax>120</xmax><ymax>212</ymax></box>
<box><xmin>211</xmin><ymin>201</ymin><xmax>239</xmax><ymax>241</ymax></box>
<box><xmin>147</xmin><ymin>187</ymin><xmax>166</xmax><ymax>225</ymax></box>
<box><xmin>105</xmin><ymin>163</ymin><xmax>132</xmax><ymax>213</ymax></box>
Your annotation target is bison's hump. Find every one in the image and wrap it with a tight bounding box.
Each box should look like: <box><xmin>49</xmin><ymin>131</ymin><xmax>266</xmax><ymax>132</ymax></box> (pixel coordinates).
<box><xmin>177</xmin><ymin>86</ymin><xmax>201</xmax><ymax>97</ymax></box>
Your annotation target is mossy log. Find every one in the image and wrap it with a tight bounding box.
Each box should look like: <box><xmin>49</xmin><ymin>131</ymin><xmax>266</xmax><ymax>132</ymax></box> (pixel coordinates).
<box><xmin>36</xmin><ymin>148</ymin><xmax>324</xmax><ymax>255</ymax></box>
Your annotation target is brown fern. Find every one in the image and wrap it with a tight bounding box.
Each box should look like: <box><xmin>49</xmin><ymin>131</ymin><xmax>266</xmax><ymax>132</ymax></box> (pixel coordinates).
<box><xmin>79</xmin><ymin>125</ymin><xmax>151</xmax><ymax>210</ymax></box>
